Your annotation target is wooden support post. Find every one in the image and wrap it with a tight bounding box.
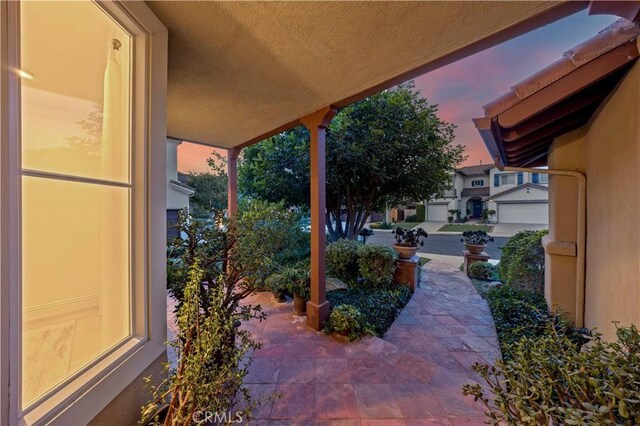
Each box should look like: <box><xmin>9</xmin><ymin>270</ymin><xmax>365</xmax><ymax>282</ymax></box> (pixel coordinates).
<box><xmin>300</xmin><ymin>107</ymin><xmax>336</xmax><ymax>330</ymax></box>
<box><xmin>227</xmin><ymin>148</ymin><xmax>240</xmax><ymax>217</ymax></box>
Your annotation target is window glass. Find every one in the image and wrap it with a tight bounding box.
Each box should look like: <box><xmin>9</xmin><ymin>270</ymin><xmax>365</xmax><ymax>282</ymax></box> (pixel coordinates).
<box><xmin>20</xmin><ymin>1</ymin><xmax>130</xmax><ymax>183</ymax></box>
<box><xmin>539</xmin><ymin>174</ymin><xmax>549</xmax><ymax>184</ymax></box>
<box><xmin>20</xmin><ymin>0</ymin><xmax>132</xmax><ymax>408</ymax></box>
<box><xmin>471</xmin><ymin>179</ymin><xmax>484</xmax><ymax>187</ymax></box>
<box><xmin>500</xmin><ymin>174</ymin><xmax>516</xmax><ymax>185</ymax></box>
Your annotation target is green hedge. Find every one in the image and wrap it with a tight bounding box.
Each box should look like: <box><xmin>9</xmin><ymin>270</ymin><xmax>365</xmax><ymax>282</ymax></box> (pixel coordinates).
<box><xmin>499</xmin><ymin>229</ymin><xmax>548</xmax><ymax>294</ymax></box>
<box><xmin>468</xmin><ymin>261</ymin><xmax>498</xmax><ymax>281</ymax></box>
<box><xmin>357</xmin><ymin>244</ymin><xmax>397</xmax><ymax>288</ymax></box>
<box><xmin>416</xmin><ymin>204</ymin><xmax>425</xmax><ymax>222</ymax></box>
<box><xmin>326</xmin><ymin>239</ymin><xmax>360</xmax><ymax>284</ymax></box>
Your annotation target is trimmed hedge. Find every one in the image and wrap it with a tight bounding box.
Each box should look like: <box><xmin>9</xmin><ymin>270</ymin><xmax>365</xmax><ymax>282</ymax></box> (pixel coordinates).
<box><xmin>499</xmin><ymin>229</ymin><xmax>548</xmax><ymax>294</ymax></box>
<box><xmin>324</xmin><ymin>304</ymin><xmax>371</xmax><ymax>341</ymax></box>
<box><xmin>357</xmin><ymin>244</ymin><xmax>397</xmax><ymax>288</ymax></box>
<box><xmin>416</xmin><ymin>204</ymin><xmax>425</xmax><ymax>222</ymax></box>
<box><xmin>326</xmin><ymin>239</ymin><xmax>360</xmax><ymax>284</ymax></box>
<box><xmin>468</xmin><ymin>261</ymin><xmax>498</xmax><ymax>281</ymax></box>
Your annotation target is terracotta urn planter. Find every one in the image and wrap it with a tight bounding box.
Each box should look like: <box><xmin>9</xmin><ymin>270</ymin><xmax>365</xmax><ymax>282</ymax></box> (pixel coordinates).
<box><xmin>464</xmin><ymin>243</ymin><xmax>485</xmax><ymax>255</ymax></box>
<box><xmin>393</xmin><ymin>244</ymin><xmax>419</xmax><ymax>259</ymax></box>
<box><xmin>293</xmin><ymin>293</ymin><xmax>307</xmax><ymax>316</ymax></box>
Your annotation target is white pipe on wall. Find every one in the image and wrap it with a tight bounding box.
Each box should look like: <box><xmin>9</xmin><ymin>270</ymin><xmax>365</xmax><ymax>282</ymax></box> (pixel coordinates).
<box><xmin>493</xmin><ymin>157</ymin><xmax>587</xmax><ymax>327</ymax></box>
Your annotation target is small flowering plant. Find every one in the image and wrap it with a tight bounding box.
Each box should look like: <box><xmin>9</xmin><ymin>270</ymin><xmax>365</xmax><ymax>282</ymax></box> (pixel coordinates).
<box><xmin>461</xmin><ymin>230</ymin><xmax>494</xmax><ymax>245</ymax></box>
<box><xmin>393</xmin><ymin>227</ymin><xmax>428</xmax><ymax>247</ymax></box>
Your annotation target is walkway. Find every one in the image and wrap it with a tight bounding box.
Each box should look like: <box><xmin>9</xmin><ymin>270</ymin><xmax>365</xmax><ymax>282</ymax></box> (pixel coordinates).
<box><xmin>236</xmin><ymin>256</ymin><xmax>501</xmax><ymax>425</ymax></box>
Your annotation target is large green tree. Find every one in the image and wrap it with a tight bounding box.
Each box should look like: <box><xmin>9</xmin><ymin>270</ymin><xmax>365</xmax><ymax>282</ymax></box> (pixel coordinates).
<box><xmin>239</xmin><ymin>82</ymin><xmax>465</xmax><ymax>240</ymax></box>
<box><xmin>187</xmin><ymin>152</ymin><xmax>228</xmax><ymax>218</ymax></box>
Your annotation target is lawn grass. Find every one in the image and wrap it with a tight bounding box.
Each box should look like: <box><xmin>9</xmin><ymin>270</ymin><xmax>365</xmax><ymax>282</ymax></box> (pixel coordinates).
<box><xmin>418</xmin><ymin>257</ymin><xmax>430</xmax><ymax>267</ymax></box>
<box><xmin>437</xmin><ymin>224</ymin><xmax>493</xmax><ymax>232</ymax></box>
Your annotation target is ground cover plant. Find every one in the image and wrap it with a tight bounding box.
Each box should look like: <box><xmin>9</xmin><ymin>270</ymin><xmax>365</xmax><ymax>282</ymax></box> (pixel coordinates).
<box><xmin>468</xmin><ymin>261</ymin><xmax>499</xmax><ymax>281</ymax></box>
<box><xmin>326</xmin><ymin>285</ymin><xmax>411</xmax><ymax>337</ymax></box>
<box><xmin>463</xmin><ymin>324</ymin><xmax>640</xmax><ymax>425</ymax></box>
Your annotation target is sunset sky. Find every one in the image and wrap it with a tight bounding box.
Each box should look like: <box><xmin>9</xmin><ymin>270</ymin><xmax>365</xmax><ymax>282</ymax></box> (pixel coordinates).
<box><xmin>178</xmin><ymin>10</ymin><xmax>617</xmax><ymax>173</ymax></box>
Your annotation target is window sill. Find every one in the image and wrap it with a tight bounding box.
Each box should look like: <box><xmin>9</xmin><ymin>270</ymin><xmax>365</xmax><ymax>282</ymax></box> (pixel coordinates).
<box><xmin>21</xmin><ymin>338</ymin><xmax>166</xmax><ymax>426</ymax></box>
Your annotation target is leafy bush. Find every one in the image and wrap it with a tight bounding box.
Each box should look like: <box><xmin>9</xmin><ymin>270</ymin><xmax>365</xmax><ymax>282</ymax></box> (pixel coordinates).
<box><xmin>463</xmin><ymin>324</ymin><xmax>640</xmax><ymax>426</ymax></box>
<box><xmin>485</xmin><ymin>285</ymin><xmax>585</xmax><ymax>359</ymax></box>
<box><xmin>393</xmin><ymin>227</ymin><xmax>428</xmax><ymax>247</ymax></box>
<box><xmin>327</xmin><ymin>285</ymin><xmax>412</xmax><ymax>336</ymax></box>
<box><xmin>357</xmin><ymin>244</ymin><xmax>397</xmax><ymax>288</ymax></box>
<box><xmin>142</xmin><ymin>262</ymin><xmax>264</xmax><ymax>424</ymax></box>
<box><xmin>468</xmin><ymin>261</ymin><xmax>498</xmax><ymax>281</ymax></box>
<box><xmin>461</xmin><ymin>230</ymin><xmax>494</xmax><ymax>245</ymax></box>
<box><xmin>416</xmin><ymin>204</ymin><xmax>426</xmax><ymax>222</ymax></box>
<box><xmin>326</xmin><ymin>239</ymin><xmax>360</xmax><ymax>284</ymax></box>
<box><xmin>265</xmin><ymin>261</ymin><xmax>310</xmax><ymax>301</ymax></box>
<box><xmin>404</xmin><ymin>213</ymin><xmax>418</xmax><ymax>222</ymax></box>
<box><xmin>499</xmin><ymin>229</ymin><xmax>548</xmax><ymax>294</ymax></box>
<box><xmin>324</xmin><ymin>304</ymin><xmax>371</xmax><ymax>341</ymax></box>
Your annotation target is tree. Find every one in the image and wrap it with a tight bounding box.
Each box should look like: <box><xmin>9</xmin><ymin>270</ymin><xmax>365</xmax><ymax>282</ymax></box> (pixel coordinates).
<box><xmin>239</xmin><ymin>82</ymin><xmax>465</xmax><ymax>240</ymax></box>
<box><xmin>187</xmin><ymin>152</ymin><xmax>228</xmax><ymax>218</ymax></box>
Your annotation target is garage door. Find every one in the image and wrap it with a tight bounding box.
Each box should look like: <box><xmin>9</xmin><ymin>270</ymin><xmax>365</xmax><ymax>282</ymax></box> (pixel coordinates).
<box><xmin>427</xmin><ymin>204</ymin><xmax>448</xmax><ymax>221</ymax></box>
<box><xmin>498</xmin><ymin>202</ymin><xmax>548</xmax><ymax>224</ymax></box>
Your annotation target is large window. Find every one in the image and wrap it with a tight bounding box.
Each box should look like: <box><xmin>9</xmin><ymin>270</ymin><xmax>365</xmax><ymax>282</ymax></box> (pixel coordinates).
<box><xmin>20</xmin><ymin>0</ymin><xmax>132</xmax><ymax>408</ymax></box>
<box><xmin>500</xmin><ymin>173</ymin><xmax>516</xmax><ymax>185</ymax></box>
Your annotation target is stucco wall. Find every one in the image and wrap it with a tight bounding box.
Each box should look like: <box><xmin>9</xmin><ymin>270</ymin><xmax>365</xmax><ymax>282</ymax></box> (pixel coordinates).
<box><xmin>582</xmin><ymin>61</ymin><xmax>640</xmax><ymax>340</ymax></box>
<box><xmin>547</xmin><ymin>129</ymin><xmax>586</xmax><ymax>322</ymax></box>
<box><xmin>546</xmin><ymin>61</ymin><xmax>640</xmax><ymax>340</ymax></box>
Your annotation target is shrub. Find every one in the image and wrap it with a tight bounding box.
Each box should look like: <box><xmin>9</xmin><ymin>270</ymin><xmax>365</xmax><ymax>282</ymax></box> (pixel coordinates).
<box><xmin>416</xmin><ymin>204</ymin><xmax>426</xmax><ymax>222</ymax></box>
<box><xmin>266</xmin><ymin>261</ymin><xmax>310</xmax><ymax>301</ymax></box>
<box><xmin>393</xmin><ymin>227</ymin><xmax>428</xmax><ymax>247</ymax></box>
<box><xmin>327</xmin><ymin>285</ymin><xmax>411</xmax><ymax>336</ymax></box>
<box><xmin>485</xmin><ymin>285</ymin><xmax>586</xmax><ymax>359</ymax></box>
<box><xmin>404</xmin><ymin>213</ymin><xmax>418</xmax><ymax>222</ymax></box>
<box><xmin>468</xmin><ymin>261</ymin><xmax>498</xmax><ymax>281</ymax></box>
<box><xmin>463</xmin><ymin>324</ymin><xmax>640</xmax><ymax>426</ymax></box>
<box><xmin>499</xmin><ymin>229</ymin><xmax>548</xmax><ymax>294</ymax></box>
<box><xmin>357</xmin><ymin>244</ymin><xmax>397</xmax><ymax>288</ymax></box>
<box><xmin>324</xmin><ymin>304</ymin><xmax>371</xmax><ymax>341</ymax></box>
<box><xmin>326</xmin><ymin>239</ymin><xmax>360</xmax><ymax>284</ymax></box>
<box><xmin>461</xmin><ymin>230</ymin><xmax>494</xmax><ymax>245</ymax></box>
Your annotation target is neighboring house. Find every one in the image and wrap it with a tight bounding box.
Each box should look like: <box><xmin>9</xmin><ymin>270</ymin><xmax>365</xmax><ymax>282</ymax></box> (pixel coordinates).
<box><xmin>166</xmin><ymin>139</ymin><xmax>194</xmax><ymax>239</ymax></box>
<box><xmin>425</xmin><ymin>164</ymin><xmax>549</xmax><ymax>223</ymax></box>
<box><xmin>474</xmin><ymin>18</ymin><xmax>640</xmax><ymax>341</ymax></box>
<box><xmin>1</xmin><ymin>2</ymin><xmax>630</xmax><ymax>426</ymax></box>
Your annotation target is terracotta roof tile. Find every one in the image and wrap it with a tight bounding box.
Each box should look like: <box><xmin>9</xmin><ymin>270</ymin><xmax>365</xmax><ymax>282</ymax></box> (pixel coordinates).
<box><xmin>461</xmin><ymin>187</ymin><xmax>490</xmax><ymax>197</ymax></box>
<box><xmin>456</xmin><ymin>164</ymin><xmax>493</xmax><ymax>176</ymax></box>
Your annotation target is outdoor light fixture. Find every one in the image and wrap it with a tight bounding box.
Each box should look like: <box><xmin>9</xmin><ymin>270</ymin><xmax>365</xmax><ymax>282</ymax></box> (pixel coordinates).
<box><xmin>17</xmin><ymin>69</ymin><xmax>34</xmax><ymax>80</ymax></box>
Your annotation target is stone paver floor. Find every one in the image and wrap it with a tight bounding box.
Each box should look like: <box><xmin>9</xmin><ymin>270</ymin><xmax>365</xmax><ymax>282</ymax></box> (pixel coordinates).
<box><xmin>167</xmin><ymin>255</ymin><xmax>502</xmax><ymax>425</ymax></box>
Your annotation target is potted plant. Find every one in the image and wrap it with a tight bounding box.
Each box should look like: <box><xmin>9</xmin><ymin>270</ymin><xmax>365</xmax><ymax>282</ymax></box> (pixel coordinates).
<box><xmin>280</xmin><ymin>262</ymin><xmax>311</xmax><ymax>315</ymax></box>
<box><xmin>392</xmin><ymin>227</ymin><xmax>428</xmax><ymax>259</ymax></box>
<box><xmin>461</xmin><ymin>230</ymin><xmax>494</xmax><ymax>254</ymax></box>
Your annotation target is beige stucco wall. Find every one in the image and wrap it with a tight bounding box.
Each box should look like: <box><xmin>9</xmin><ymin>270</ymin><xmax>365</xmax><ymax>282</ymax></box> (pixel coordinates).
<box><xmin>546</xmin><ymin>61</ymin><xmax>640</xmax><ymax>340</ymax></box>
<box><xmin>546</xmin><ymin>129</ymin><xmax>586</xmax><ymax>322</ymax></box>
<box><xmin>88</xmin><ymin>352</ymin><xmax>167</xmax><ymax>426</ymax></box>
<box><xmin>582</xmin><ymin>61</ymin><xmax>640</xmax><ymax>340</ymax></box>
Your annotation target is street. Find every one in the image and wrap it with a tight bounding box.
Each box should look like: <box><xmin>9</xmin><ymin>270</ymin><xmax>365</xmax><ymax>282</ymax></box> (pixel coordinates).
<box><xmin>365</xmin><ymin>232</ymin><xmax>508</xmax><ymax>260</ymax></box>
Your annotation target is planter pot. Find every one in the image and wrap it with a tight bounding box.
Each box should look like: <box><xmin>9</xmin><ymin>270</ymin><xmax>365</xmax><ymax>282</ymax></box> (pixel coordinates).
<box><xmin>464</xmin><ymin>243</ymin><xmax>485</xmax><ymax>254</ymax></box>
<box><xmin>393</xmin><ymin>244</ymin><xmax>419</xmax><ymax>259</ymax></box>
<box><xmin>293</xmin><ymin>293</ymin><xmax>307</xmax><ymax>316</ymax></box>
<box><xmin>272</xmin><ymin>290</ymin><xmax>287</xmax><ymax>303</ymax></box>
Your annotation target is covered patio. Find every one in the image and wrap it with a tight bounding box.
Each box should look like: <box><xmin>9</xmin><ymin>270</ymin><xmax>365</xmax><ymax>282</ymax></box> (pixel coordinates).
<box><xmin>149</xmin><ymin>0</ymin><xmax>587</xmax><ymax>330</ymax></box>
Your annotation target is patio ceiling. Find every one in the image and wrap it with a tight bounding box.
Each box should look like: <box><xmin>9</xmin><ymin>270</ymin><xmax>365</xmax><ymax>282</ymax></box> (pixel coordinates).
<box><xmin>146</xmin><ymin>1</ymin><xmax>586</xmax><ymax>149</ymax></box>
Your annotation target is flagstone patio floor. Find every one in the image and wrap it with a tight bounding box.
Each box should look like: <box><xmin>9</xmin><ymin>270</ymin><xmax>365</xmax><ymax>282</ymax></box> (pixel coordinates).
<box><xmin>235</xmin><ymin>255</ymin><xmax>502</xmax><ymax>425</ymax></box>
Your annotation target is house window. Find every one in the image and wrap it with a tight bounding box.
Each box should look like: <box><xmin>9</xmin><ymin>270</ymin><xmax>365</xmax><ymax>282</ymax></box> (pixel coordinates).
<box><xmin>20</xmin><ymin>0</ymin><xmax>132</xmax><ymax>408</ymax></box>
<box><xmin>539</xmin><ymin>174</ymin><xmax>549</xmax><ymax>184</ymax></box>
<box><xmin>500</xmin><ymin>174</ymin><xmax>516</xmax><ymax>185</ymax></box>
<box><xmin>471</xmin><ymin>179</ymin><xmax>484</xmax><ymax>187</ymax></box>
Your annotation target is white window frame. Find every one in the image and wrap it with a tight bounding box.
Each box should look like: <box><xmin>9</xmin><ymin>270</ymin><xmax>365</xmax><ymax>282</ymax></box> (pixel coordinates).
<box><xmin>471</xmin><ymin>179</ymin><xmax>484</xmax><ymax>187</ymax></box>
<box><xmin>539</xmin><ymin>173</ymin><xmax>549</xmax><ymax>184</ymax></box>
<box><xmin>500</xmin><ymin>173</ymin><xmax>516</xmax><ymax>185</ymax></box>
<box><xmin>0</xmin><ymin>2</ymin><xmax>168</xmax><ymax>425</ymax></box>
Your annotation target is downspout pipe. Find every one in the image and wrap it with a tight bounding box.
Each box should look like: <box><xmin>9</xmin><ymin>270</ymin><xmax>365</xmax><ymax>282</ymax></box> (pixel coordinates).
<box><xmin>493</xmin><ymin>157</ymin><xmax>587</xmax><ymax>327</ymax></box>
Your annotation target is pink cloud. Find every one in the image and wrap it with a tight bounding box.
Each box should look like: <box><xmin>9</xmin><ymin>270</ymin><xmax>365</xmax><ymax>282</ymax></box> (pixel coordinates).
<box><xmin>178</xmin><ymin>143</ymin><xmax>226</xmax><ymax>174</ymax></box>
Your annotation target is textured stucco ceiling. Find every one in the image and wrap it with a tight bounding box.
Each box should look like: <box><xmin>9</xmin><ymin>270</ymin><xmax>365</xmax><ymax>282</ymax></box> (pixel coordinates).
<box><xmin>147</xmin><ymin>1</ymin><xmax>584</xmax><ymax>148</ymax></box>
